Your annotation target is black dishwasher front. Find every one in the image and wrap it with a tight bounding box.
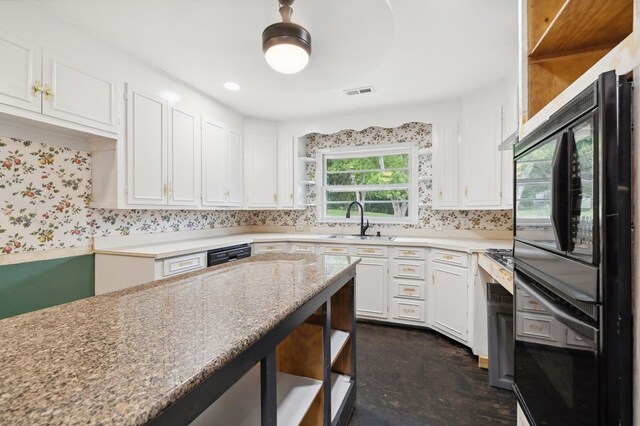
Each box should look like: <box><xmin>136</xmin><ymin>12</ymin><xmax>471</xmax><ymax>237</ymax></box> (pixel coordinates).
<box><xmin>207</xmin><ymin>244</ymin><xmax>252</xmax><ymax>266</ymax></box>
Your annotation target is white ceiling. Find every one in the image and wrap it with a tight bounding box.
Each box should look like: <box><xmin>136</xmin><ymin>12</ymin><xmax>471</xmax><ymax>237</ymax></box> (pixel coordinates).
<box><xmin>34</xmin><ymin>0</ymin><xmax>517</xmax><ymax>121</ymax></box>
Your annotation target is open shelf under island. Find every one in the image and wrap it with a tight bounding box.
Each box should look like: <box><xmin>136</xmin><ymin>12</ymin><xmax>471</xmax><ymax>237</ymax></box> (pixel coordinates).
<box><xmin>0</xmin><ymin>253</ymin><xmax>360</xmax><ymax>426</ymax></box>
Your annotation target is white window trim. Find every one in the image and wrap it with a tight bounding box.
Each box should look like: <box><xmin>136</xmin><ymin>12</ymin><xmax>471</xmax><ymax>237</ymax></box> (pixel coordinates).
<box><xmin>316</xmin><ymin>143</ymin><xmax>419</xmax><ymax>224</ymax></box>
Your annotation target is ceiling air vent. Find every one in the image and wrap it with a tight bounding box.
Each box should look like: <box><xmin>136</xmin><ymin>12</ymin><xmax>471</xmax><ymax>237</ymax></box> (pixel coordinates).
<box><xmin>344</xmin><ymin>86</ymin><xmax>375</xmax><ymax>96</ymax></box>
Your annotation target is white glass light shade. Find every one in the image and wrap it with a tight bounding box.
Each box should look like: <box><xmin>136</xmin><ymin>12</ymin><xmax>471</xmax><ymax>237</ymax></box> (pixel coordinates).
<box><xmin>264</xmin><ymin>43</ymin><xmax>310</xmax><ymax>74</ymax></box>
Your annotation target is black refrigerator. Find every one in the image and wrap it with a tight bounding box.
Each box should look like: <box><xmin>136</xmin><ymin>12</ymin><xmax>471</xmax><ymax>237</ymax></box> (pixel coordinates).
<box><xmin>512</xmin><ymin>70</ymin><xmax>633</xmax><ymax>425</ymax></box>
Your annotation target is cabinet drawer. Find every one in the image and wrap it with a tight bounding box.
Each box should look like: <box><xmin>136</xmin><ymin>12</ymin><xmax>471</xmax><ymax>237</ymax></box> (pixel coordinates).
<box><xmin>318</xmin><ymin>245</ymin><xmax>352</xmax><ymax>255</ymax></box>
<box><xmin>432</xmin><ymin>249</ymin><xmax>468</xmax><ymax>267</ymax></box>
<box><xmin>291</xmin><ymin>243</ymin><xmax>315</xmax><ymax>254</ymax></box>
<box><xmin>516</xmin><ymin>312</ymin><xmax>561</xmax><ymax>344</ymax></box>
<box><xmin>516</xmin><ymin>286</ymin><xmax>547</xmax><ymax>314</ymax></box>
<box><xmin>392</xmin><ymin>247</ymin><xmax>426</xmax><ymax>260</ymax></box>
<box><xmin>391</xmin><ymin>260</ymin><xmax>425</xmax><ymax>279</ymax></box>
<box><xmin>392</xmin><ymin>279</ymin><xmax>425</xmax><ymax>300</ymax></box>
<box><xmin>355</xmin><ymin>246</ymin><xmax>387</xmax><ymax>257</ymax></box>
<box><xmin>391</xmin><ymin>299</ymin><xmax>426</xmax><ymax>323</ymax></box>
<box><xmin>253</xmin><ymin>242</ymin><xmax>289</xmax><ymax>253</ymax></box>
<box><xmin>162</xmin><ymin>252</ymin><xmax>206</xmax><ymax>277</ymax></box>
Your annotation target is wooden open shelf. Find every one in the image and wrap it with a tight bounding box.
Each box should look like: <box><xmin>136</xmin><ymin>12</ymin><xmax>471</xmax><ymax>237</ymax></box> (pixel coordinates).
<box><xmin>193</xmin><ymin>366</ymin><xmax>322</xmax><ymax>426</ymax></box>
<box><xmin>525</xmin><ymin>0</ymin><xmax>632</xmax><ymax>119</ymax></box>
<box><xmin>529</xmin><ymin>0</ymin><xmax>632</xmax><ymax>57</ymax></box>
<box><xmin>194</xmin><ymin>279</ymin><xmax>357</xmax><ymax>426</ymax></box>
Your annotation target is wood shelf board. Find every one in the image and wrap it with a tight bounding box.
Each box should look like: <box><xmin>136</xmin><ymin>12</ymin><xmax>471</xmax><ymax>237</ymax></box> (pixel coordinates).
<box><xmin>299</xmin><ymin>157</ymin><xmax>315</xmax><ymax>162</ymax></box>
<box><xmin>330</xmin><ymin>330</ymin><xmax>350</xmax><ymax>366</ymax></box>
<box><xmin>529</xmin><ymin>0</ymin><xmax>632</xmax><ymax>58</ymax></box>
<box><xmin>331</xmin><ymin>374</ymin><xmax>353</xmax><ymax>421</ymax></box>
<box><xmin>277</xmin><ymin>322</ymin><xmax>324</xmax><ymax>380</ymax></box>
<box><xmin>527</xmin><ymin>47</ymin><xmax>609</xmax><ymax>118</ymax></box>
<box><xmin>527</xmin><ymin>0</ymin><xmax>566</xmax><ymax>50</ymax></box>
<box><xmin>194</xmin><ymin>366</ymin><xmax>322</xmax><ymax>426</ymax></box>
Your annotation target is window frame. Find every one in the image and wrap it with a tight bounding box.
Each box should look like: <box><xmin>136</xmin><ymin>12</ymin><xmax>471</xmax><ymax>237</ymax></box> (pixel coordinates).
<box><xmin>316</xmin><ymin>143</ymin><xmax>419</xmax><ymax>224</ymax></box>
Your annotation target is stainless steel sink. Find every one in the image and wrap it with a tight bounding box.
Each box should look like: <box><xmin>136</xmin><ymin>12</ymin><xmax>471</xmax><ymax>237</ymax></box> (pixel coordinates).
<box><xmin>325</xmin><ymin>235</ymin><xmax>396</xmax><ymax>241</ymax></box>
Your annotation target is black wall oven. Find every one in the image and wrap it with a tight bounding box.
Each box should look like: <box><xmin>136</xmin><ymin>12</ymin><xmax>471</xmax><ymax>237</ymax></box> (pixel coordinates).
<box><xmin>513</xmin><ymin>71</ymin><xmax>632</xmax><ymax>425</ymax></box>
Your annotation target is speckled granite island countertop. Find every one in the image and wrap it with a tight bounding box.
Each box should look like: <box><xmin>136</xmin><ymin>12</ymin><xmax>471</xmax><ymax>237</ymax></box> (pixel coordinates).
<box><xmin>0</xmin><ymin>253</ymin><xmax>359</xmax><ymax>425</ymax></box>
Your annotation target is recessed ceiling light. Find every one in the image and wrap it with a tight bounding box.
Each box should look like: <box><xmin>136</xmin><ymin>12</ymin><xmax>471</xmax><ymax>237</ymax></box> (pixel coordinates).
<box><xmin>224</xmin><ymin>82</ymin><xmax>241</xmax><ymax>91</ymax></box>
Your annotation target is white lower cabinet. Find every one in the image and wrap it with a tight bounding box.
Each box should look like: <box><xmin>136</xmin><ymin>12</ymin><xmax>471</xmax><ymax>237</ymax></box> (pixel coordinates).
<box><xmin>428</xmin><ymin>260</ymin><xmax>469</xmax><ymax>343</ymax></box>
<box><xmin>355</xmin><ymin>257</ymin><xmax>388</xmax><ymax>320</ymax></box>
<box><xmin>95</xmin><ymin>251</ymin><xmax>206</xmax><ymax>295</ymax></box>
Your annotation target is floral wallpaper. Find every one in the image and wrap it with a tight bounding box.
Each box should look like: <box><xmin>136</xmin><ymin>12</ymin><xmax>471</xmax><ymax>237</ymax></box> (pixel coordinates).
<box><xmin>247</xmin><ymin>122</ymin><xmax>513</xmax><ymax>231</ymax></box>
<box><xmin>0</xmin><ymin>125</ymin><xmax>511</xmax><ymax>256</ymax></box>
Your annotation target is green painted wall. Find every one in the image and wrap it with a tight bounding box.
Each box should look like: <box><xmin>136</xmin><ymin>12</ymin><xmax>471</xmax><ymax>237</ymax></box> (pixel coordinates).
<box><xmin>0</xmin><ymin>255</ymin><xmax>94</xmax><ymax>320</ymax></box>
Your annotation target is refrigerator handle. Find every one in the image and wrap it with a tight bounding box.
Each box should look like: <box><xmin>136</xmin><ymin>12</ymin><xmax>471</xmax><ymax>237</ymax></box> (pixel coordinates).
<box><xmin>551</xmin><ymin>131</ymin><xmax>570</xmax><ymax>252</ymax></box>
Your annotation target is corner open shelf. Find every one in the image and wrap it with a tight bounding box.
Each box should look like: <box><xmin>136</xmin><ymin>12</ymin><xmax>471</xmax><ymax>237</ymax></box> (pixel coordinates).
<box><xmin>299</xmin><ymin>180</ymin><xmax>316</xmax><ymax>186</ymax></box>
<box><xmin>418</xmin><ymin>148</ymin><xmax>433</xmax><ymax>156</ymax></box>
<box><xmin>299</xmin><ymin>156</ymin><xmax>315</xmax><ymax>163</ymax></box>
<box><xmin>418</xmin><ymin>175</ymin><xmax>432</xmax><ymax>182</ymax></box>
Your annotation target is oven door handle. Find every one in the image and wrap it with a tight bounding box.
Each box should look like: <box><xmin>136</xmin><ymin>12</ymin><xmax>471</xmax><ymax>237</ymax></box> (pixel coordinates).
<box><xmin>551</xmin><ymin>131</ymin><xmax>570</xmax><ymax>252</ymax></box>
<box><xmin>515</xmin><ymin>272</ymin><xmax>597</xmax><ymax>341</ymax></box>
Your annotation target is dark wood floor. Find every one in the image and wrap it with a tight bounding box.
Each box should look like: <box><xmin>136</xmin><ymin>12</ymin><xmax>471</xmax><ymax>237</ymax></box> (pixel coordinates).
<box><xmin>348</xmin><ymin>322</ymin><xmax>516</xmax><ymax>426</ymax></box>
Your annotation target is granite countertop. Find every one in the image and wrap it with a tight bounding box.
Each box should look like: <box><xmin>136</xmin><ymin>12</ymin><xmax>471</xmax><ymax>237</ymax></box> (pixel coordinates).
<box><xmin>94</xmin><ymin>232</ymin><xmax>512</xmax><ymax>259</ymax></box>
<box><xmin>0</xmin><ymin>253</ymin><xmax>359</xmax><ymax>425</ymax></box>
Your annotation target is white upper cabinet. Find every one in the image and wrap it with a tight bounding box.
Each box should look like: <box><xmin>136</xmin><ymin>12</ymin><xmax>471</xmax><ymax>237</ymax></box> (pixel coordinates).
<box><xmin>0</xmin><ymin>33</ymin><xmax>119</xmax><ymax>134</ymax></box>
<box><xmin>461</xmin><ymin>108</ymin><xmax>502</xmax><ymax>208</ymax></box>
<box><xmin>432</xmin><ymin>122</ymin><xmax>459</xmax><ymax>209</ymax></box>
<box><xmin>227</xmin><ymin>129</ymin><xmax>244</xmax><ymax>206</ymax></box>
<box><xmin>168</xmin><ymin>108</ymin><xmax>199</xmax><ymax>207</ymax></box>
<box><xmin>246</xmin><ymin>135</ymin><xmax>278</xmax><ymax>208</ymax></box>
<box><xmin>201</xmin><ymin>119</ymin><xmax>243</xmax><ymax>207</ymax></box>
<box><xmin>126</xmin><ymin>87</ymin><xmax>168</xmax><ymax>206</ymax></box>
<box><xmin>41</xmin><ymin>50</ymin><xmax>119</xmax><ymax>133</ymax></box>
<box><xmin>201</xmin><ymin>120</ymin><xmax>227</xmax><ymax>207</ymax></box>
<box><xmin>277</xmin><ymin>136</ymin><xmax>295</xmax><ymax>208</ymax></box>
<box><xmin>0</xmin><ymin>31</ymin><xmax>42</xmax><ymax>113</ymax></box>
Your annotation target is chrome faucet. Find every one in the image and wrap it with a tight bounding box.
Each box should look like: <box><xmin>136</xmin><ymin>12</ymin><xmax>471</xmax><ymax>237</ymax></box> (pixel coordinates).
<box><xmin>346</xmin><ymin>201</ymin><xmax>370</xmax><ymax>237</ymax></box>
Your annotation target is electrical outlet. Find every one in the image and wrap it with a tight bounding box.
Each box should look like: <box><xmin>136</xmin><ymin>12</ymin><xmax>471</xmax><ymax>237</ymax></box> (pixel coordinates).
<box><xmin>461</xmin><ymin>218</ymin><xmax>469</xmax><ymax>229</ymax></box>
<box><xmin>433</xmin><ymin>220</ymin><xmax>443</xmax><ymax>231</ymax></box>
<box><xmin>295</xmin><ymin>225</ymin><xmax>304</xmax><ymax>232</ymax></box>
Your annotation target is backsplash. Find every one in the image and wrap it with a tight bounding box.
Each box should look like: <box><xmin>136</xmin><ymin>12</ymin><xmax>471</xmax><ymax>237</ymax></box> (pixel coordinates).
<box><xmin>0</xmin><ymin>125</ymin><xmax>512</xmax><ymax>256</ymax></box>
<box><xmin>246</xmin><ymin>123</ymin><xmax>513</xmax><ymax>231</ymax></box>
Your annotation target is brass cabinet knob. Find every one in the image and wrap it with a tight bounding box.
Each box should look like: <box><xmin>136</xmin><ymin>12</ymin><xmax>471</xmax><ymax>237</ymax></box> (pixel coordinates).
<box><xmin>44</xmin><ymin>84</ymin><xmax>54</xmax><ymax>100</ymax></box>
<box><xmin>32</xmin><ymin>81</ymin><xmax>43</xmax><ymax>96</ymax></box>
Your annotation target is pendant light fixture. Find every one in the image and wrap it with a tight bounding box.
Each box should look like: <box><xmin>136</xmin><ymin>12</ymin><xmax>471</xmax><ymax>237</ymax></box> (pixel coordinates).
<box><xmin>262</xmin><ymin>0</ymin><xmax>311</xmax><ymax>74</ymax></box>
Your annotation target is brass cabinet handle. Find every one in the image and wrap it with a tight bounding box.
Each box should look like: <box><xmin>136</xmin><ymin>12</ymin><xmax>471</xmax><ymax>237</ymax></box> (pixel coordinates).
<box><xmin>403</xmin><ymin>287</ymin><xmax>416</xmax><ymax>293</ymax></box>
<box><xmin>32</xmin><ymin>81</ymin><xmax>42</xmax><ymax>96</ymax></box>
<box><xmin>44</xmin><ymin>84</ymin><xmax>54</xmax><ymax>100</ymax></box>
<box><xmin>432</xmin><ymin>273</ymin><xmax>435</xmax><ymax>285</ymax></box>
<box><xmin>464</xmin><ymin>186</ymin><xmax>468</xmax><ymax>197</ymax></box>
<box><xmin>404</xmin><ymin>267</ymin><xmax>416</xmax><ymax>273</ymax></box>
<box><xmin>444</xmin><ymin>255</ymin><xmax>454</xmax><ymax>260</ymax></box>
<box><xmin>273</xmin><ymin>194</ymin><xmax>277</xmax><ymax>202</ymax></box>
<box><xmin>363</xmin><ymin>248</ymin><xmax>376</xmax><ymax>254</ymax></box>
<box><xmin>330</xmin><ymin>248</ymin><xmax>343</xmax><ymax>252</ymax></box>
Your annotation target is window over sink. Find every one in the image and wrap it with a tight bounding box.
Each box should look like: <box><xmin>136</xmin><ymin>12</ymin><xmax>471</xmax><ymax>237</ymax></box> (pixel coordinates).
<box><xmin>318</xmin><ymin>144</ymin><xmax>418</xmax><ymax>224</ymax></box>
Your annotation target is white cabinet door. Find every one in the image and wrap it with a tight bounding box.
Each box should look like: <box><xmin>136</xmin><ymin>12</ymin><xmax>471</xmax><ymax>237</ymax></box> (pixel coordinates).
<box><xmin>168</xmin><ymin>108</ymin><xmax>198</xmax><ymax>207</ymax></box>
<box><xmin>42</xmin><ymin>50</ymin><xmax>118</xmax><ymax>132</ymax></box>
<box><xmin>432</xmin><ymin>122</ymin><xmax>459</xmax><ymax>208</ymax></box>
<box><xmin>277</xmin><ymin>136</ymin><xmax>295</xmax><ymax>208</ymax></box>
<box><xmin>227</xmin><ymin>129</ymin><xmax>244</xmax><ymax>206</ymax></box>
<box><xmin>355</xmin><ymin>258</ymin><xmax>388</xmax><ymax>319</ymax></box>
<box><xmin>461</xmin><ymin>109</ymin><xmax>502</xmax><ymax>208</ymax></box>
<box><xmin>201</xmin><ymin>119</ymin><xmax>228</xmax><ymax>207</ymax></box>
<box><xmin>0</xmin><ymin>31</ymin><xmax>42</xmax><ymax>113</ymax></box>
<box><xmin>127</xmin><ymin>87</ymin><xmax>168</xmax><ymax>205</ymax></box>
<box><xmin>246</xmin><ymin>135</ymin><xmax>277</xmax><ymax>208</ymax></box>
<box><xmin>429</xmin><ymin>262</ymin><xmax>468</xmax><ymax>343</ymax></box>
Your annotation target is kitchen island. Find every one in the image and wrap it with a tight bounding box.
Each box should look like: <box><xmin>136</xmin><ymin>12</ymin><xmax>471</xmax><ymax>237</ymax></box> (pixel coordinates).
<box><xmin>0</xmin><ymin>253</ymin><xmax>359</xmax><ymax>425</ymax></box>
